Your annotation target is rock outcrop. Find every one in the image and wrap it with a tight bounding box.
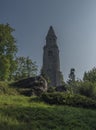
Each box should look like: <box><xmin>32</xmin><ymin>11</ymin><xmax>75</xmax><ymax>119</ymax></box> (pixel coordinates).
<box><xmin>14</xmin><ymin>76</ymin><xmax>48</xmax><ymax>96</ymax></box>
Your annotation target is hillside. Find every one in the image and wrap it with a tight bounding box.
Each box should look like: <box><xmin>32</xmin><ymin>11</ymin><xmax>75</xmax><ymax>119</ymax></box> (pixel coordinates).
<box><xmin>0</xmin><ymin>95</ymin><xmax>96</xmax><ymax>130</ymax></box>
<box><xmin>0</xmin><ymin>81</ymin><xmax>96</xmax><ymax>130</ymax></box>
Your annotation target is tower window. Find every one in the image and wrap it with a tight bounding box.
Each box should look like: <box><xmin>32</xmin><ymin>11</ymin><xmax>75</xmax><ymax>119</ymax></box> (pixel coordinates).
<box><xmin>48</xmin><ymin>50</ymin><xmax>53</xmax><ymax>56</ymax></box>
<box><xmin>49</xmin><ymin>38</ymin><xmax>55</xmax><ymax>42</ymax></box>
<box><xmin>49</xmin><ymin>38</ymin><xmax>52</xmax><ymax>41</ymax></box>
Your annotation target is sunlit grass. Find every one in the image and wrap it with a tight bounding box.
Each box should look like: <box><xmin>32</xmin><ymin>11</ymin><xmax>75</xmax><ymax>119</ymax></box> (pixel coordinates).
<box><xmin>0</xmin><ymin>95</ymin><xmax>96</xmax><ymax>130</ymax></box>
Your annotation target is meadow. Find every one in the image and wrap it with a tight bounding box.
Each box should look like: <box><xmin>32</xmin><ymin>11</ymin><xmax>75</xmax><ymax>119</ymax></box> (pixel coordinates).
<box><xmin>0</xmin><ymin>81</ymin><xmax>96</xmax><ymax>130</ymax></box>
<box><xmin>0</xmin><ymin>95</ymin><xmax>96</xmax><ymax>130</ymax></box>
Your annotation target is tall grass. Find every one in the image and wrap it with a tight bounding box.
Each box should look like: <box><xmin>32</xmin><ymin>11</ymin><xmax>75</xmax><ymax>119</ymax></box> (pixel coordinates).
<box><xmin>0</xmin><ymin>95</ymin><xmax>96</xmax><ymax>130</ymax></box>
<box><xmin>0</xmin><ymin>81</ymin><xmax>18</xmax><ymax>95</ymax></box>
<box><xmin>0</xmin><ymin>81</ymin><xmax>96</xmax><ymax>129</ymax></box>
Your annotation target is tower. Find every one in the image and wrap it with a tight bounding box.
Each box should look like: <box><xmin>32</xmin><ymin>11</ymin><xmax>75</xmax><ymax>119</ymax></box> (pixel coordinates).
<box><xmin>42</xmin><ymin>26</ymin><xmax>63</xmax><ymax>87</ymax></box>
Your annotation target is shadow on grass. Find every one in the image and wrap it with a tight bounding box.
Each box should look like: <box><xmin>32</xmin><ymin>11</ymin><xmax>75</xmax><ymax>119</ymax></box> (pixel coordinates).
<box><xmin>0</xmin><ymin>105</ymin><xmax>96</xmax><ymax>130</ymax></box>
<box><xmin>29</xmin><ymin>96</ymin><xmax>43</xmax><ymax>102</ymax></box>
<box><xmin>0</xmin><ymin>106</ymin><xmax>61</xmax><ymax>130</ymax></box>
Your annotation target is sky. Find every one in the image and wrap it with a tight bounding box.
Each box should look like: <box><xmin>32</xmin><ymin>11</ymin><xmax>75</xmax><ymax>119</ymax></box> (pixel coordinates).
<box><xmin>0</xmin><ymin>0</ymin><xmax>96</xmax><ymax>81</ymax></box>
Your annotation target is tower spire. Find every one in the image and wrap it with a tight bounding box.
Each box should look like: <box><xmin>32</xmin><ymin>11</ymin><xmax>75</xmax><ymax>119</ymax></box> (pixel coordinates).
<box><xmin>46</xmin><ymin>26</ymin><xmax>57</xmax><ymax>38</ymax></box>
<box><xmin>46</xmin><ymin>26</ymin><xmax>57</xmax><ymax>46</ymax></box>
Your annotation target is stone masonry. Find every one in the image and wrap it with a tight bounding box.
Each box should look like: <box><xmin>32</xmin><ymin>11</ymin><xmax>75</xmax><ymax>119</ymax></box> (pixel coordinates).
<box><xmin>42</xmin><ymin>26</ymin><xmax>63</xmax><ymax>87</ymax></box>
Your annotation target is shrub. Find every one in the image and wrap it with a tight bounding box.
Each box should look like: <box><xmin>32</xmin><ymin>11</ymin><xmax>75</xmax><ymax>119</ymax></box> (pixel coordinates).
<box><xmin>47</xmin><ymin>86</ymin><xmax>56</xmax><ymax>93</ymax></box>
<box><xmin>0</xmin><ymin>81</ymin><xmax>18</xmax><ymax>95</ymax></box>
<box><xmin>41</xmin><ymin>92</ymin><xmax>96</xmax><ymax>108</ymax></box>
<box><xmin>67</xmin><ymin>81</ymin><xmax>96</xmax><ymax>99</ymax></box>
<box><xmin>78</xmin><ymin>81</ymin><xmax>96</xmax><ymax>99</ymax></box>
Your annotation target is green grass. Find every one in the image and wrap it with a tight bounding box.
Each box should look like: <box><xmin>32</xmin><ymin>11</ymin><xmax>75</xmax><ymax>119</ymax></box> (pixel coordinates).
<box><xmin>0</xmin><ymin>81</ymin><xmax>96</xmax><ymax>130</ymax></box>
<box><xmin>0</xmin><ymin>81</ymin><xmax>18</xmax><ymax>95</ymax></box>
<box><xmin>0</xmin><ymin>95</ymin><xmax>96</xmax><ymax>130</ymax></box>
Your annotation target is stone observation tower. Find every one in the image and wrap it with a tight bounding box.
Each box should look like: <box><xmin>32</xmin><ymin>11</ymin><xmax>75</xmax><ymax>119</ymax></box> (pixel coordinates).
<box><xmin>42</xmin><ymin>26</ymin><xmax>63</xmax><ymax>87</ymax></box>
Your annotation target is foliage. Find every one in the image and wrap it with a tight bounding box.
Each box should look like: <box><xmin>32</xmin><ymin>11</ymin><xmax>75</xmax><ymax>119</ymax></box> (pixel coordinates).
<box><xmin>65</xmin><ymin>81</ymin><xmax>80</xmax><ymax>96</ymax></box>
<box><xmin>41</xmin><ymin>92</ymin><xmax>96</xmax><ymax>108</ymax></box>
<box><xmin>55</xmin><ymin>84</ymin><xmax>67</xmax><ymax>92</ymax></box>
<box><xmin>78</xmin><ymin>81</ymin><xmax>96</xmax><ymax>99</ymax></box>
<box><xmin>67</xmin><ymin>80</ymin><xmax>96</xmax><ymax>99</ymax></box>
<box><xmin>14</xmin><ymin>56</ymin><xmax>38</xmax><ymax>80</ymax></box>
<box><xmin>41</xmin><ymin>68</ymin><xmax>51</xmax><ymax>84</ymax></box>
<box><xmin>68</xmin><ymin>68</ymin><xmax>75</xmax><ymax>84</ymax></box>
<box><xmin>0</xmin><ymin>81</ymin><xmax>18</xmax><ymax>95</ymax></box>
<box><xmin>67</xmin><ymin>68</ymin><xmax>76</xmax><ymax>94</ymax></box>
<box><xmin>0</xmin><ymin>23</ymin><xmax>17</xmax><ymax>80</ymax></box>
<box><xmin>47</xmin><ymin>86</ymin><xmax>56</xmax><ymax>93</ymax></box>
<box><xmin>0</xmin><ymin>55</ymin><xmax>10</xmax><ymax>80</ymax></box>
<box><xmin>66</xmin><ymin>78</ymin><xmax>96</xmax><ymax>100</ymax></box>
<box><xmin>83</xmin><ymin>67</ymin><xmax>96</xmax><ymax>82</ymax></box>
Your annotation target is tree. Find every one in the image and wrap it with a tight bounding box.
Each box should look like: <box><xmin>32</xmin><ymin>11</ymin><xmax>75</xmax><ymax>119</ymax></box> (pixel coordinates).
<box><xmin>41</xmin><ymin>68</ymin><xmax>51</xmax><ymax>85</ymax></box>
<box><xmin>68</xmin><ymin>68</ymin><xmax>75</xmax><ymax>84</ymax></box>
<box><xmin>0</xmin><ymin>23</ymin><xmax>17</xmax><ymax>80</ymax></box>
<box><xmin>67</xmin><ymin>68</ymin><xmax>76</xmax><ymax>94</ymax></box>
<box><xmin>83</xmin><ymin>67</ymin><xmax>96</xmax><ymax>82</ymax></box>
<box><xmin>14</xmin><ymin>56</ymin><xmax>38</xmax><ymax>80</ymax></box>
<box><xmin>0</xmin><ymin>55</ymin><xmax>10</xmax><ymax>80</ymax></box>
<box><xmin>78</xmin><ymin>81</ymin><xmax>96</xmax><ymax>99</ymax></box>
<box><xmin>26</xmin><ymin>57</ymin><xmax>37</xmax><ymax>77</ymax></box>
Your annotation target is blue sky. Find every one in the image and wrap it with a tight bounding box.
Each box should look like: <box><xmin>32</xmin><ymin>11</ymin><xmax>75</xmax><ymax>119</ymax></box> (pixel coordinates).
<box><xmin>0</xmin><ymin>0</ymin><xmax>96</xmax><ymax>81</ymax></box>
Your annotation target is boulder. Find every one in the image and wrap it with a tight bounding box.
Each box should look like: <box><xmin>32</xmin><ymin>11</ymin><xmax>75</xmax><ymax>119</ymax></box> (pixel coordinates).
<box><xmin>14</xmin><ymin>75</ymin><xmax>48</xmax><ymax>96</ymax></box>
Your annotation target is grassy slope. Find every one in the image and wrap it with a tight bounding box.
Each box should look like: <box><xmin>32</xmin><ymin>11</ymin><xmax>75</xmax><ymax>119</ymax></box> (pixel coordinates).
<box><xmin>0</xmin><ymin>95</ymin><xmax>96</xmax><ymax>130</ymax></box>
<box><xmin>0</xmin><ymin>81</ymin><xmax>96</xmax><ymax>130</ymax></box>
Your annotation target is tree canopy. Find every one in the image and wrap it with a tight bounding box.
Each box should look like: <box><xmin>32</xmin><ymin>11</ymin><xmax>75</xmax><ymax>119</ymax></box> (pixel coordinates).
<box><xmin>14</xmin><ymin>56</ymin><xmax>38</xmax><ymax>80</ymax></box>
<box><xmin>0</xmin><ymin>23</ymin><xmax>17</xmax><ymax>80</ymax></box>
<box><xmin>83</xmin><ymin>67</ymin><xmax>96</xmax><ymax>82</ymax></box>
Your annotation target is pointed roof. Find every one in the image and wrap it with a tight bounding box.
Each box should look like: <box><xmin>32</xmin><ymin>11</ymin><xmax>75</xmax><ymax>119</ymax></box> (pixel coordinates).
<box><xmin>46</xmin><ymin>26</ymin><xmax>57</xmax><ymax>38</ymax></box>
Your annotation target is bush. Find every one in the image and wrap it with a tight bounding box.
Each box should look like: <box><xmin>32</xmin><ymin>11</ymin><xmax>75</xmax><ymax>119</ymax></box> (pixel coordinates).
<box><xmin>78</xmin><ymin>81</ymin><xmax>96</xmax><ymax>99</ymax></box>
<box><xmin>47</xmin><ymin>86</ymin><xmax>56</xmax><ymax>93</ymax></box>
<box><xmin>0</xmin><ymin>81</ymin><xmax>18</xmax><ymax>95</ymax></box>
<box><xmin>41</xmin><ymin>92</ymin><xmax>96</xmax><ymax>108</ymax></box>
<box><xmin>67</xmin><ymin>81</ymin><xmax>96</xmax><ymax>99</ymax></box>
